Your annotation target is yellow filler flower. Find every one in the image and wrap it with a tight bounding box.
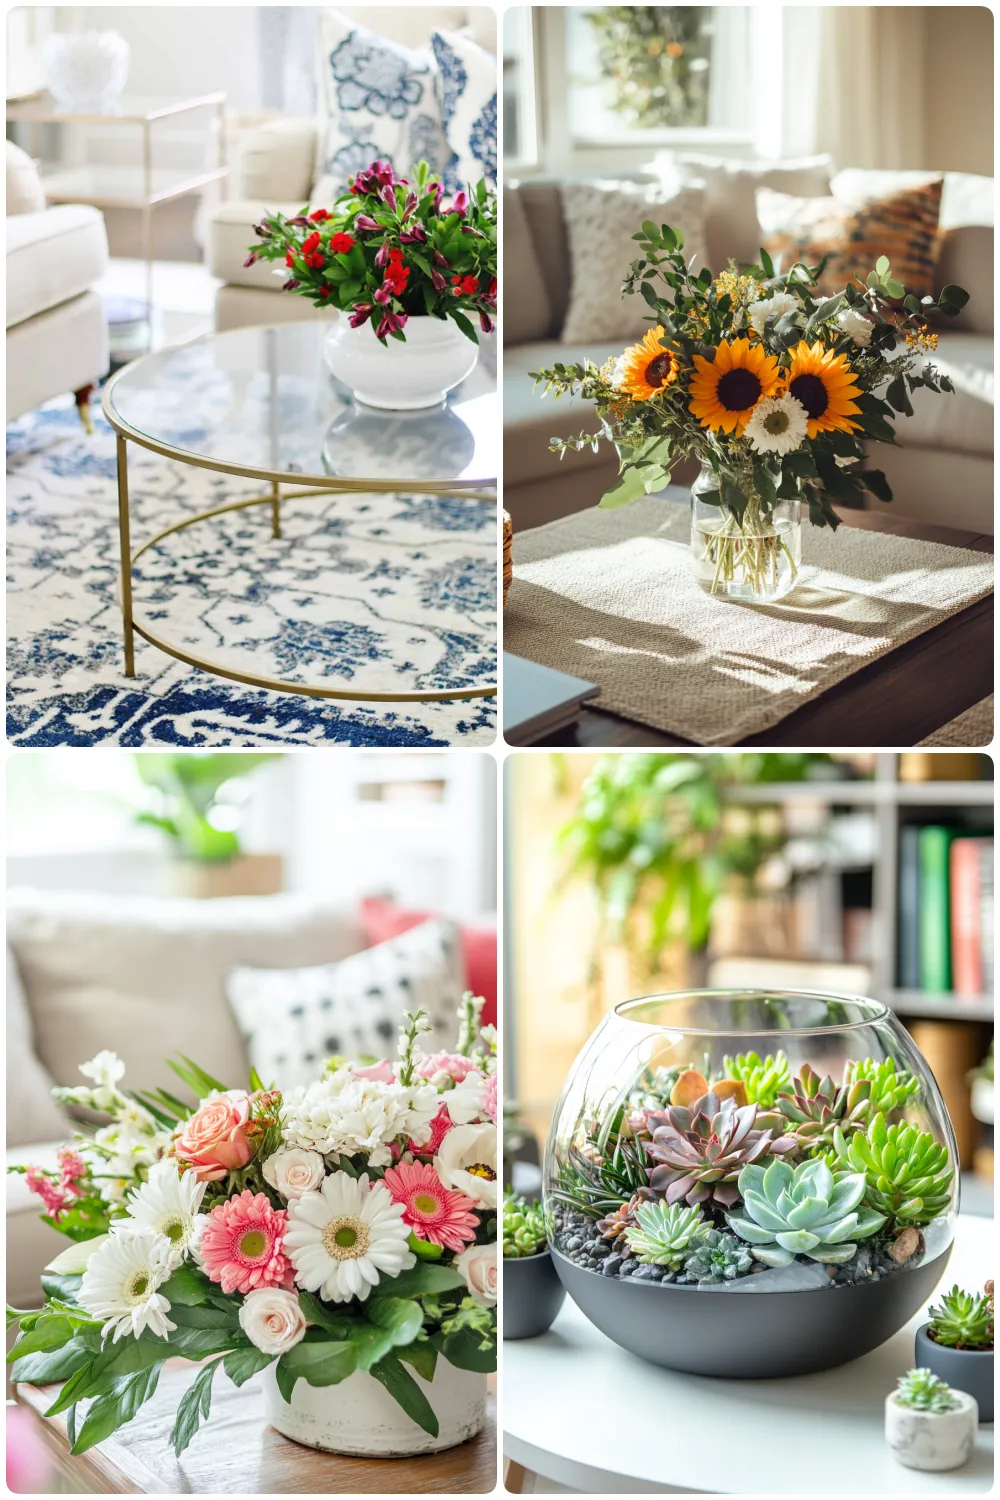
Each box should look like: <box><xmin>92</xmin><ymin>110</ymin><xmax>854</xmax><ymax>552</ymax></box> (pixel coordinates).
<box><xmin>688</xmin><ymin>338</ymin><xmax>780</xmax><ymax>435</ymax></box>
<box><xmin>784</xmin><ymin>341</ymin><xmax>863</xmax><ymax>437</ymax></box>
<box><xmin>618</xmin><ymin>326</ymin><xmax>680</xmax><ymax>401</ymax></box>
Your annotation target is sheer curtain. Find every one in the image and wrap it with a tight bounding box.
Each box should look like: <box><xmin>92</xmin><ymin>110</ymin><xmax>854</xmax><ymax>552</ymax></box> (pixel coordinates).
<box><xmin>258</xmin><ymin>6</ymin><xmax>319</xmax><ymax>115</ymax></box>
<box><xmin>813</xmin><ymin>6</ymin><xmax>928</xmax><ymax>169</ymax></box>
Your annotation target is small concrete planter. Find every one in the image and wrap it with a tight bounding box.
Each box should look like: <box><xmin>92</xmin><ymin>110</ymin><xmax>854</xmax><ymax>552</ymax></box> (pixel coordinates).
<box><xmin>503</xmin><ymin>1249</ymin><xmax>566</xmax><ymax>1340</ymax></box>
<box><xmin>885</xmin><ymin>1390</ymin><xmax>978</xmax><ymax>1471</ymax></box>
<box><xmin>916</xmin><ymin>1324</ymin><xmax>994</xmax><ymax>1424</ymax></box>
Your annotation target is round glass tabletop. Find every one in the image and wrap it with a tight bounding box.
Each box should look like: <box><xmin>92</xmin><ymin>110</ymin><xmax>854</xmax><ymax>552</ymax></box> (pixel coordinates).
<box><xmin>105</xmin><ymin>323</ymin><xmax>498</xmax><ymax>490</ymax></box>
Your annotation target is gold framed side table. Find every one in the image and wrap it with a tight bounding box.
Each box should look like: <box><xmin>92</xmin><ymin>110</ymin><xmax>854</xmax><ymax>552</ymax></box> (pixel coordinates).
<box><xmin>100</xmin><ymin>322</ymin><xmax>498</xmax><ymax>704</ymax></box>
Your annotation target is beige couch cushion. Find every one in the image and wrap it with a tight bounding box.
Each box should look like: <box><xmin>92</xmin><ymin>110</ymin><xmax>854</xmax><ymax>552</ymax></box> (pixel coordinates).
<box><xmin>503</xmin><ymin>187</ymin><xmax>551</xmax><ymax>345</ymax></box>
<box><xmin>895</xmin><ymin>331</ymin><xmax>993</xmax><ymax>459</ymax></box>
<box><xmin>6</xmin><ymin>890</ymin><xmax>366</xmax><ymax>1099</ymax></box>
<box><xmin>208</xmin><ymin>199</ymin><xmax>309</xmax><ymax>289</ymax></box>
<box><xmin>515</xmin><ymin>181</ymin><xmax>572</xmax><ymax>338</ymax></box>
<box><xmin>504</xmin><ymin>338</ymin><xmax>627</xmax><ymax>488</ymax></box>
<box><xmin>6</xmin><ymin>204</ymin><xmax>108</xmax><ymax>329</ymax></box>
<box><xmin>6</xmin><ymin>288</ymin><xmax>108</xmax><ymax>423</ymax></box>
<box><xmin>6</xmin><ymin>140</ymin><xmax>45</xmax><ymax>216</ymax></box>
<box><xmin>670</xmin><ymin>153</ymin><xmax>833</xmax><ymax>271</ymax></box>
<box><xmin>6</xmin><ymin>949</ymin><xmax>68</xmax><ymax>1147</ymax></box>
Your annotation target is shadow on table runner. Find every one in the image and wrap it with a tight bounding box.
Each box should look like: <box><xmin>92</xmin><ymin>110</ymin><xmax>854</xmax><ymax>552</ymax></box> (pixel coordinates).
<box><xmin>503</xmin><ymin>498</ymin><xmax>994</xmax><ymax>745</ymax></box>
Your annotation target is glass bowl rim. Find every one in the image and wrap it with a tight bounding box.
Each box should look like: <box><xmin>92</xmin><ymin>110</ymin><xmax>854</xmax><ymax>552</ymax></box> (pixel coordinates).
<box><xmin>613</xmin><ymin>987</ymin><xmax>891</xmax><ymax>1037</ymax></box>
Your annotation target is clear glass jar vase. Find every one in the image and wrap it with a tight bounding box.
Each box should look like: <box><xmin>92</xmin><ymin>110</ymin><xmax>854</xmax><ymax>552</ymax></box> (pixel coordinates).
<box><xmin>690</xmin><ymin>484</ymin><xmax>802</xmax><ymax>604</ymax></box>
<box><xmin>543</xmin><ymin>989</ymin><xmax>959</xmax><ymax>1377</ymax></box>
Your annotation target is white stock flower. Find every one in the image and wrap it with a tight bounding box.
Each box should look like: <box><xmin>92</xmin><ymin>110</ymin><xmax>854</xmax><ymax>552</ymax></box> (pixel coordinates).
<box><xmin>445</xmin><ymin>1070</ymin><xmax>489</xmax><ymax>1126</ymax></box>
<box><xmin>284</xmin><ymin>1171</ymin><xmax>414</xmax><ymax>1304</ymax></box>
<box><xmin>434</xmin><ymin>1123</ymin><xmax>498</xmax><ymax>1209</ymax></box>
<box><xmin>239</xmin><ymin>1288</ymin><xmax>307</xmax><ymax>1355</ymax></box>
<box><xmin>78</xmin><ymin>1230</ymin><xmax>176</xmax><ymax>1342</ymax></box>
<box><xmin>262</xmin><ymin>1147</ymin><xmax>326</xmax><ymax>1200</ymax></box>
<box><xmin>837</xmin><ymin>308</ymin><xmax>873</xmax><ymax>347</ymax></box>
<box><xmin>281</xmin><ymin>1074</ymin><xmax>438</xmax><ymax>1167</ymax></box>
<box><xmin>79</xmin><ymin>1051</ymin><xmax>126</xmax><ymax>1091</ymax></box>
<box><xmin>115</xmin><ymin>1160</ymin><xmax>206</xmax><ymax>1265</ymax></box>
<box><xmin>744</xmin><ymin>393</ymin><xmax>809</xmax><ymax>456</ymax></box>
<box><xmin>454</xmin><ymin>1242</ymin><xmax>497</xmax><ymax>1307</ymax></box>
<box><xmin>747</xmin><ymin>292</ymin><xmax>798</xmax><ymax>339</ymax></box>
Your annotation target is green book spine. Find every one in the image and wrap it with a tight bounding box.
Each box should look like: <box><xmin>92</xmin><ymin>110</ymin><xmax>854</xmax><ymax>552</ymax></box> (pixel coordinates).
<box><xmin>918</xmin><ymin>826</ymin><xmax>953</xmax><ymax>992</ymax></box>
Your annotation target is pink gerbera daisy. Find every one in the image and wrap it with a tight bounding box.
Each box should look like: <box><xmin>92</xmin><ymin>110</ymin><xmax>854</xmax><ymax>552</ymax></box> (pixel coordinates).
<box><xmin>200</xmin><ymin>1190</ymin><xmax>292</xmax><ymax>1295</ymax></box>
<box><xmin>382</xmin><ymin>1160</ymin><xmax>479</xmax><ymax>1252</ymax></box>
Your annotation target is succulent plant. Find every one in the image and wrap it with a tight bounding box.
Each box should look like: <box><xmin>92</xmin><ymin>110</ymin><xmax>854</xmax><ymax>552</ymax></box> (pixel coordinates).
<box><xmin>726</xmin><ymin>1157</ymin><xmax>886</xmax><ymax>1266</ymax></box>
<box><xmin>644</xmin><ymin>1091</ymin><xmax>796</xmax><ymax>1209</ymax></box>
<box><xmin>502</xmin><ymin>1190</ymin><xmax>547</xmax><ymax>1257</ymax></box>
<box><xmin>717</xmin><ymin>1050</ymin><xmax>791</xmax><ymax>1109</ymax></box>
<box><xmin>552</xmin><ymin>1133</ymin><xmax>651</xmax><ymax>1220</ymax></box>
<box><xmin>771</xmin><ymin>1063</ymin><xmax>872</xmax><ymax>1151</ymax></box>
<box><xmin>623</xmin><ymin>1200</ymin><xmax>710</xmax><ymax>1268</ymax></box>
<box><xmin>843</xmin><ymin>1056</ymin><xmax>920</xmax><ymax>1116</ymax></box>
<box><xmin>928</xmin><ymin>1284</ymin><xmax>994</xmax><ymax>1350</ymax></box>
<box><xmin>683</xmin><ymin>1228</ymin><xmax>755</xmax><ymax>1284</ymax></box>
<box><xmin>596</xmin><ymin>1191</ymin><xmax>649</xmax><ymax>1256</ymax></box>
<box><xmin>832</xmin><ymin>1113</ymin><xmax>954</xmax><ymax>1226</ymax></box>
<box><xmin>894</xmin><ymin>1368</ymin><xmax>959</xmax><ymax>1413</ymax></box>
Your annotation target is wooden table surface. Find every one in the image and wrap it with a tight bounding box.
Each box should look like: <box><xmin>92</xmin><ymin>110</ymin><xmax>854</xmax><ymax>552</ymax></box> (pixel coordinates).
<box><xmin>15</xmin><ymin>1364</ymin><xmax>496</xmax><ymax>1494</ymax></box>
<box><xmin>526</xmin><ymin>508</ymin><xmax>994</xmax><ymax>749</ymax></box>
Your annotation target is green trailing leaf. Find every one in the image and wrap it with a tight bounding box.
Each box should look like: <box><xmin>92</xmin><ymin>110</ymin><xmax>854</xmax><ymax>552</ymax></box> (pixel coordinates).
<box><xmin>859</xmin><ymin>469</ymin><xmax>893</xmax><ymax>504</ymax></box>
<box><xmin>171</xmin><ymin>1358</ymin><xmax>222</xmax><ymax>1458</ymax></box>
<box><xmin>274</xmin><ymin>1355</ymin><xmax>298</xmax><ymax>1405</ymax></box>
<box><xmin>441</xmin><ymin>1328</ymin><xmax>496</xmax><ymax>1374</ymax></box>
<box><xmin>885</xmin><ymin>375</ymin><xmax>914</xmax><ymax>417</ymax></box>
<box><xmin>10</xmin><ymin>1335</ymin><xmax>96</xmax><ymax>1386</ymax></box>
<box><xmin>223</xmin><ymin>1347</ymin><xmax>275</xmax><ymax>1387</ymax></box>
<box><xmin>400</xmin><ymin>1341</ymin><xmax>438</xmax><ymax>1383</ymax></box>
<box><xmin>70</xmin><ymin>1364</ymin><xmax>165</xmax><ymax>1455</ymax></box>
<box><xmin>277</xmin><ymin>1338</ymin><xmax>357</xmax><ymax>1391</ymax></box>
<box><xmin>599</xmin><ymin>464</ymin><xmax>652</xmax><ymax>510</ymax></box>
<box><xmin>370</xmin><ymin>1355</ymin><xmax>439</xmax><ymax>1437</ymax></box>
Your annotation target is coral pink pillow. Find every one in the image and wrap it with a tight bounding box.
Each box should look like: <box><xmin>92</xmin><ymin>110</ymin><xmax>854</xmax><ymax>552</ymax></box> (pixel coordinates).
<box><xmin>361</xmin><ymin>898</ymin><xmax>496</xmax><ymax>1028</ymax></box>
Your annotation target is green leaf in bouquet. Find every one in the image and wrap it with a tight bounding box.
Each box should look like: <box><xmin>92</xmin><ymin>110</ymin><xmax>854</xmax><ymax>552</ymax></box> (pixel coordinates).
<box><xmin>40</xmin><ymin>1273</ymin><xmax>84</xmax><ymax>1304</ymax></box>
<box><xmin>598</xmin><ymin>465</ymin><xmax>650</xmax><ymax>510</ymax></box>
<box><xmin>691</xmin><ymin>467</ymin><xmax>722</xmax><ymax>507</ymax></box>
<box><xmin>168</xmin><ymin>1302</ymin><xmax>239</xmax><ymax>1331</ymax></box>
<box><xmin>937</xmin><ymin>283</ymin><xmax>970</xmax><ymax>315</ymax></box>
<box><xmin>5</xmin><ymin>1311</ymin><xmax>83</xmax><ymax>1362</ymax></box>
<box><xmin>274</xmin><ymin>1354</ymin><xmax>298</xmax><ymax>1404</ymax></box>
<box><xmin>70</xmin><ymin>1364</ymin><xmax>165</xmax><ymax>1455</ymax></box>
<box><xmin>884</xmin><ymin>279</ymin><xmax>905</xmax><ymax>299</ymax></box>
<box><xmin>223</xmin><ymin>1346</ymin><xmax>275</xmax><ymax>1387</ymax></box>
<box><xmin>759</xmin><ymin>245</ymin><xmax>775</xmax><ymax>278</ymax></box>
<box><xmin>366</xmin><ymin>1297</ymin><xmax>423</xmax><ymax>1349</ymax></box>
<box><xmin>10</xmin><ymin>1333</ymin><xmax>96</xmax><ymax>1386</ymax></box>
<box><xmin>161</xmin><ymin>1263</ymin><xmax>229</xmax><ymax>1309</ymax></box>
<box><xmin>640</xmin><ymin>280</ymin><xmax>660</xmax><ymax>311</ymax></box>
<box><xmin>408</xmin><ymin>1232</ymin><xmax>444</xmax><ymax>1261</ymax></box>
<box><xmin>451</xmin><ymin>309</ymin><xmax>478</xmax><ymax>344</ymax></box>
<box><xmin>400</xmin><ymin>1340</ymin><xmax>438</xmax><ymax>1383</ymax></box>
<box><xmin>875</xmin><ymin>255</ymin><xmax>891</xmax><ymax>278</ymax></box>
<box><xmin>171</xmin><ymin>1357</ymin><xmax>222</xmax><ymax>1458</ymax></box>
<box><xmin>370</xmin><ymin>1264</ymin><xmax>465</xmax><ymax>1300</ymax></box>
<box><xmin>370</xmin><ymin>1355</ymin><xmax>439</xmax><ymax>1437</ymax></box>
<box><xmin>806</xmin><ymin>292</ymin><xmax>846</xmax><ymax>331</ymax></box>
<box><xmin>885</xmin><ymin>374</ymin><xmax>913</xmax><ymax>416</ymax></box>
<box><xmin>441</xmin><ymin>1328</ymin><xmax>497</xmax><ymax>1373</ymax></box>
<box><xmin>720</xmin><ymin>472</ymin><xmax>749</xmax><ymax>523</ymax></box>
<box><xmin>751</xmin><ymin>461</ymin><xmax>777</xmax><ymax>508</ymax></box>
<box><xmin>803</xmin><ymin>483</ymin><xmax>842</xmax><ymax>531</ymax></box>
<box><xmin>278</xmin><ymin>1338</ymin><xmax>357</xmax><ymax>1391</ymax></box>
<box><xmin>859</xmin><ymin>468</ymin><xmax>893</xmax><ymax>503</ymax></box>
<box><xmin>166</xmin><ymin>1055</ymin><xmax>228</xmax><ymax>1101</ymax></box>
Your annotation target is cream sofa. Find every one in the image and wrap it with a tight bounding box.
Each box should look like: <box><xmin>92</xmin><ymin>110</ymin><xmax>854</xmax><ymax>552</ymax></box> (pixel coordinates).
<box><xmin>504</xmin><ymin>165</ymin><xmax>994</xmax><ymax>534</ymax></box>
<box><xmin>5</xmin><ymin>142</ymin><xmax>110</xmax><ymax>424</ymax></box>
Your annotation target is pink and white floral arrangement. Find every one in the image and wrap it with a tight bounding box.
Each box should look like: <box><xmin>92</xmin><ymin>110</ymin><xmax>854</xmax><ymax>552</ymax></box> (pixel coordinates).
<box><xmin>7</xmin><ymin>998</ymin><xmax>497</xmax><ymax>1458</ymax></box>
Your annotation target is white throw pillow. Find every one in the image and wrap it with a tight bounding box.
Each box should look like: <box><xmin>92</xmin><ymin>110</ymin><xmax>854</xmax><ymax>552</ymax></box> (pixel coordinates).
<box><xmin>312</xmin><ymin>11</ymin><xmax>449</xmax><ymax>203</ymax></box>
<box><xmin>5</xmin><ymin>141</ymin><xmax>45</xmax><ymax>217</ymax></box>
<box><xmin>226</xmin><ymin>918</ymin><xmax>466</xmax><ymax>1093</ymax></box>
<box><xmin>430</xmin><ymin>29</ymin><xmax>497</xmax><ymax>192</ymax></box>
<box><xmin>669</xmin><ymin>152</ymin><xmax>833</xmax><ymax>272</ymax></box>
<box><xmin>6</xmin><ymin>947</ymin><xmax>68</xmax><ymax>1147</ymax></box>
<box><xmin>559</xmin><ymin>180</ymin><xmax>707</xmax><ymax>345</ymax></box>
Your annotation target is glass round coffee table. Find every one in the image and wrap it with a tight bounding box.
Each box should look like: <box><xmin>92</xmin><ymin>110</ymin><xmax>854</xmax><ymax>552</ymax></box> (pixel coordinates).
<box><xmin>101</xmin><ymin>322</ymin><xmax>497</xmax><ymax>702</ymax></box>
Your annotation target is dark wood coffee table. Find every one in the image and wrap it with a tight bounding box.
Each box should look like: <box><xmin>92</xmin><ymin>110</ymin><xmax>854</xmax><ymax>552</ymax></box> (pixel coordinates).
<box><xmin>529</xmin><ymin>508</ymin><xmax>993</xmax><ymax>748</ymax></box>
<box><xmin>14</xmin><ymin>1364</ymin><xmax>496</xmax><ymax>1494</ymax></box>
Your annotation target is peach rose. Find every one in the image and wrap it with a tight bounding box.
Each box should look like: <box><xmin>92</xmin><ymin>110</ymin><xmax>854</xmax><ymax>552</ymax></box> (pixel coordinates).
<box><xmin>175</xmin><ymin>1093</ymin><xmax>253</xmax><ymax>1182</ymax></box>
<box><xmin>454</xmin><ymin>1242</ymin><xmax>497</xmax><ymax>1307</ymax></box>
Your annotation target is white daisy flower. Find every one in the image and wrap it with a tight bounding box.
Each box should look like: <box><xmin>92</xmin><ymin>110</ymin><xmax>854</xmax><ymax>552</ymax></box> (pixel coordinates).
<box><xmin>115</xmin><ymin>1160</ymin><xmax>207</xmax><ymax>1265</ymax></box>
<box><xmin>78</xmin><ymin>1230</ymin><xmax>176</xmax><ymax>1342</ymax></box>
<box><xmin>284</xmin><ymin>1171</ymin><xmax>414</xmax><ymax>1304</ymax></box>
<box><xmin>837</xmin><ymin>308</ymin><xmax>873</xmax><ymax>347</ymax></box>
<box><xmin>744</xmin><ymin>393</ymin><xmax>809</xmax><ymax>456</ymax></box>
<box><xmin>434</xmin><ymin>1123</ymin><xmax>498</xmax><ymax>1209</ymax></box>
<box><xmin>747</xmin><ymin>292</ymin><xmax>799</xmax><ymax>339</ymax></box>
<box><xmin>445</xmin><ymin>1070</ymin><xmax>489</xmax><ymax>1126</ymax></box>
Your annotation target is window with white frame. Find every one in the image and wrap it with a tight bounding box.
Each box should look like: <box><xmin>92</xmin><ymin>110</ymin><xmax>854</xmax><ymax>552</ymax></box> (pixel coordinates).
<box><xmin>503</xmin><ymin>5</ymin><xmax>538</xmax><ymax>168</ymax></box>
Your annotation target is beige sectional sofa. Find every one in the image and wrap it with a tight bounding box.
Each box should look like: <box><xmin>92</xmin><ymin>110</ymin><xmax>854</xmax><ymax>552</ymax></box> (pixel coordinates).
<box><xmin>504</xmin><ymin>164</ymin><xmax>994</xmax><ymax>534</ymax></box>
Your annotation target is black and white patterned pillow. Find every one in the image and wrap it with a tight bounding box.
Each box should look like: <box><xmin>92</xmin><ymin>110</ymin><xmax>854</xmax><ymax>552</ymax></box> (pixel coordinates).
<box><xmin>225</xmin><ymin>919</ymin><xmax>464</xmax><ymax>1092</ymax></box>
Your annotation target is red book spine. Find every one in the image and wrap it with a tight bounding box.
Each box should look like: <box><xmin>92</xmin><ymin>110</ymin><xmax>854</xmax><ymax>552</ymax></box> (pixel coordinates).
<box><xmin>950</xmin><ymin>839</ymin><xmax>982</xmax><ymax>996</ymax></box>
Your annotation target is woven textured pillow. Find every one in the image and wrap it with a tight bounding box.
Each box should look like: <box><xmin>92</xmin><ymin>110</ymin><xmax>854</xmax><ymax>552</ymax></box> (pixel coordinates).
<box><xmin>757</xmin><ymin>177</ymin><xmax>944</xmax><ymax>299</ymax></box>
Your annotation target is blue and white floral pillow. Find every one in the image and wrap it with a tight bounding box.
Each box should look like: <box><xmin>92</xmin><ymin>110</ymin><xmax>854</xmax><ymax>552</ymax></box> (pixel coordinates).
<box><xmin>430</xmin><ymin>29</ymin><xmax>497</xmax><ymax>194</ymax></box>
<box><xmin>313</xmin><ymin>12</ymin><xmax>450</xmax><ymax>203</ymax></box>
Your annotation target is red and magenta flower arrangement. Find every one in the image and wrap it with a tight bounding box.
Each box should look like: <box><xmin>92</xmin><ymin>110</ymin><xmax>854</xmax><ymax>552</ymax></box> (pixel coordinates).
<box><xmin>7</xmin><ymin>999</ymin><xmax>497</xmax><ymax>1458</ymax></box>
<box><xmin>247</xmin><ymin>160</ymin><xmax>497</xmax><ymax>345</ymax></box>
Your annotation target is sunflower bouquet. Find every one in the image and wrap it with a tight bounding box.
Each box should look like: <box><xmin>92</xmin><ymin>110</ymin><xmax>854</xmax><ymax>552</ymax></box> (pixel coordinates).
<box><xmin>532</xmin><ymin>223</ymin><xmax>968</xmax><ymax>601</ymax></box>
<box><xmin>7</xmin><ymin>999</ymin><xmax>497</xmax><ymax>1460</ymax></box>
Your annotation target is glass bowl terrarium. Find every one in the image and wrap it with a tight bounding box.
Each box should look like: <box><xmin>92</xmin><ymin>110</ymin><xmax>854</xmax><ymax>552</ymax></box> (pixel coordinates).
<box><xmin>543</xmin><ymin>990</ymin><xmax>958</xmax><ymax>1378</ymax></box>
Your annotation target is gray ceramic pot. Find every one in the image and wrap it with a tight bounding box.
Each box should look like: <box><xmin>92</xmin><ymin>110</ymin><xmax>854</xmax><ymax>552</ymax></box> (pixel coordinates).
<box><xmin>915</xmin><ymin>1323</ymin><xmax>993</xmax><ymax>1423</ymax></box>
<box><xmin>552</xmin><ymin>1242</ymin><xmax>953</xmax><ymax>1378</ymax></box>
<box><xmin>503</xmin><ymin>1249</ymin><xmax>566</xmax><ymax>1340</ymax></box>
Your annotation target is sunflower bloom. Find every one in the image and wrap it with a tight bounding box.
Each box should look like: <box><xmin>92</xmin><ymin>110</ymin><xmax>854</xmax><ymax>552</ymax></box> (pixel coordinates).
<box><xmin>617</xmin><ymin>326</ymin><xmax>680</xmax><ymax>400</ymax></box>
<box><xmin>784</xmin><ymin>341</ymin><xmax>863</xmax><ymax>437</ymax></box>
<box><xmin>688</xmin><ymin>338</ymin><xmax>781</xmax><ymax>435</ymax></box>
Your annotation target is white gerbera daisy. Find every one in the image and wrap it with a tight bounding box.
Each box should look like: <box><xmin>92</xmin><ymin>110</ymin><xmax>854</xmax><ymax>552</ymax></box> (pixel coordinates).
<box><xmin>284</xmin><ymin>1171</ymin><xmax>414</xmax><ymax>1304</ymax></box>
<box><xmin>836</xmin><ymin>308</ymin><xmax>873</xmax><ymax>347</ymax></box>
<box><xmin>747</xmin><ymin>292</ymin><xmax>799</xmax><ymax>339</ymax></box>
<box><xmin>744</xmin><ymin>393</ymin><xmax>809</xmax><ymax>456</ymax></box>
<box><xmin>434</xmin><ymin>1123</ymin><xmax>498</xmax><ymax>1208</ymax></box>
<box><xmin>115</xmin><ymin>1160</ymin><xmax>207</xmax><ymax>1265</ymax></box>
<box><xmin>78</xmin><ymin>1230</ymin><xmax>176</xmax><ymax>1342</ymax></box>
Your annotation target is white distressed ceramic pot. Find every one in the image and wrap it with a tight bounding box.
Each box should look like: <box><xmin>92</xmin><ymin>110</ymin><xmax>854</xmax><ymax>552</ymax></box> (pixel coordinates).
<box><xmin>323</xmin><ymin>315</ymin><xmax>478</xmax><ymax>410</ymax></box>
<box><xmin>262</xmin><ymin>1360</ymin><xmax>487</xmax><ymax>1456</ymax></box>
<box><xmin>884</xmin><ymin>1389</ymin><xmax>978</xmax><ymax>1471</ymax></box>
<box><xmin>42</xmin><ymin>31</ymin><xmax>130</xmax><ymax>114</ymax></box>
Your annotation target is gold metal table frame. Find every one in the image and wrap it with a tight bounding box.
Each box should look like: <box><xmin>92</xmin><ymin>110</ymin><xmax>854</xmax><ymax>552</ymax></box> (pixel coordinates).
<box><xmin>100</xmin><ymin>366</ymin><xmax>498</xmax><ymax>704</ymax></box>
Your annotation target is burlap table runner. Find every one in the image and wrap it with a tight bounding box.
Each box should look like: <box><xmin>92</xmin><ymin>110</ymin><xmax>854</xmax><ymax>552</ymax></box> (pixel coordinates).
<box><xmin>503</xmin><ymin>495</ymin><xmax>994</xmax><ymax>745</ymax></box>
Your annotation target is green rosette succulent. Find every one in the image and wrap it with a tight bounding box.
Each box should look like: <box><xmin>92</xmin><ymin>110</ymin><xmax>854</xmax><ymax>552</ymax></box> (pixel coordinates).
<box><xmin>726</xmin><ymin>1157</ymin><xmax>886</xmax><ymax>1266</ymax></box>
<box><xmin>503</xmin><ymin>1190</ymin><xmax>547</xmax><ymax>1257</ymax></box>
<box><xmin>894</xmin><ymin>1368</ymin><xmax>959</xmax><ymax>1413</ymax></box>
<box><xmin>843</xmin><ymin>1056</ymin><xmax>920</xmax><ymax>1116</ymax></box>
<box><xmin>927</xmin><ymin>1284</ymin><xmax>994</xmax><ymax>1350</ymax></box>
<box><xmin>832</xmin><ymin>1112</ymin><xmax>954</xmax><ymax>1226</ymax></box>
<box><xmin>683</xmin><ymin>1228</ymin><xmax>754</xmax><ymax>1284</ymax></box>
<box><xmin>624</xmin><ymin>1201</ymin><xmax>709</xmax><ymax>1268</ymax></box>
<box><xmin>771</xmin><ymin>1063</ymin><xmax>872</xmax><ymax>1152</ymax></box>
<box><xmin>717</xmin><ymin>1050</ymin><xmax>791</xmax><ymax>1109</ymax></box>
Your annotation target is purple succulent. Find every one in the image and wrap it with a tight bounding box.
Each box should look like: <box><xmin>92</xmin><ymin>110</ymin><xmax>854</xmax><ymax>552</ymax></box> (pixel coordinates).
<box><xmin>644</xmin><ymin>1091</ymin><xmax>797</xmax><ymax>1209</ymax></box>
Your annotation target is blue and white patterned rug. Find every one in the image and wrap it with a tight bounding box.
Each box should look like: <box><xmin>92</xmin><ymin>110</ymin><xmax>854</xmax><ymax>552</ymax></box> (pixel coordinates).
<box><xmin>7</xmin><ymin>400</ymin><xmax>496</xmax><ymax>746</ymax></box>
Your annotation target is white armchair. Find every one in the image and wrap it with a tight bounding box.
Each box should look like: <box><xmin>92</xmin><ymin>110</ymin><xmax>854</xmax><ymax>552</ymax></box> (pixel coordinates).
<box><xmin>5</xmin><ymin>141</ymin><xmax>109</xmax><ymax>425</ymax></box>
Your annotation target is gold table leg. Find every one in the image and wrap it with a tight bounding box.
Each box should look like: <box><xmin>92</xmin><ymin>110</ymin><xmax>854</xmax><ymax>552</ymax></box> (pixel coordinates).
<box><xmin>271</xmin><ymin>479</ymin><xmax>281</xmax><ymax>539</ymax></box>
<box><xmin>116</xmin><ymin>434</ymin><xmax>135</xmax><ymax>676</ymax></box>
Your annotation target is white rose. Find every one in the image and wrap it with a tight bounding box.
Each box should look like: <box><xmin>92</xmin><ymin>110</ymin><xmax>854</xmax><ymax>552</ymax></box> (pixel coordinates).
<box><xmin>445</xmin><ymin>1071</ymin><xmax>488</xmax><ymax>1126</ymax></box>
<box><xmin>434</xmin><ymin>1122</ymin><xmax>497</xmax><ymax>1208</ymax></box>
<box><xmin>262</xmin><ymin>1147</ymin><xmax>326</xmax><ymax>1200</ymax></box>
<box><xmin>836</xmin><ymin>308</ymin><xmax>873</xmax><ymax>347</ymax></box>
<box><xmin>238</xmin><ymin>1288</ymin><xmax>307</xmax><ymax>1356</ymax></box>
<box><xmin>454</xmin><ymin>1242</ymin><xmax>497</xmax><ymax>1307</ymax></box>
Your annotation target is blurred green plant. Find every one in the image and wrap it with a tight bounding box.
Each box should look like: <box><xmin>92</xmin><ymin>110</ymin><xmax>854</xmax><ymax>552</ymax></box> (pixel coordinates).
<box><xmin>585</xmin><ymin>6</ymin><xmax>714</xmax><ymax>129</ymax></box>
<box><xmin>134</xmin><ymin>754</ymin><xmax>280</xmax><ymax>863</ymax></box>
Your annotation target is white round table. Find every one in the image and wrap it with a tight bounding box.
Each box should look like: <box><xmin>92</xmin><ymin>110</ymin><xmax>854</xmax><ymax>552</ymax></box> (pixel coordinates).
<box><xmin>503</xmin><ymin>1214</ymin><xmax>994</xmax><ymax>1494</ymax></box>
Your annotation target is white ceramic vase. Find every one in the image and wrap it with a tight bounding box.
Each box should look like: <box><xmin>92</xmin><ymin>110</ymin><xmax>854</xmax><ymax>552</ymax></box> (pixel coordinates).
<box><xmin>42</xmin><ymin>31</ymin><xmax>130</xmax><ymax>114</ymax></box>
<box><xmin>262</xmin><ymin>1361</ymin><xmax>487</xmax><ymax>1457</ymax></box>
<box><xmin>884</xmin><ymin>1390</ymin><xmax>978</xmax><ymax>1472</ymax></box>
<box><xmin>323</xmin><ymin>315</ymin><xmax>479</xmax><ymax>410</ymax></box>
